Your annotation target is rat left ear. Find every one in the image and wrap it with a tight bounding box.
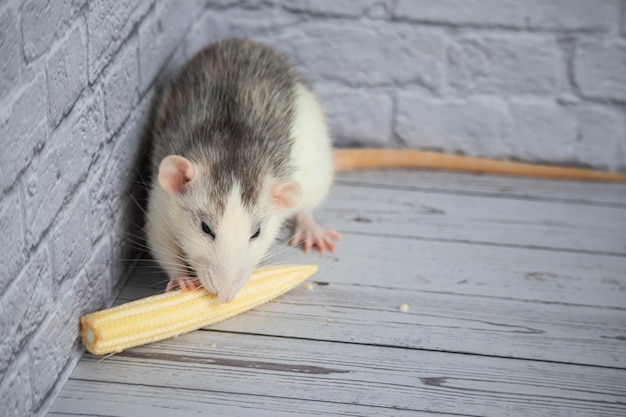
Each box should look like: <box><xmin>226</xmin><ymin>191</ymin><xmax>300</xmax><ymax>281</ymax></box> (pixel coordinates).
<box><xmin>158</xmin><ymin>155</ymin><xmax>197</xmax><ymax>194</ymax></box>
<box><xmin>271</xmin><ymin>181</ymin><xmax>302</xmax><ymax>212</ymax></box>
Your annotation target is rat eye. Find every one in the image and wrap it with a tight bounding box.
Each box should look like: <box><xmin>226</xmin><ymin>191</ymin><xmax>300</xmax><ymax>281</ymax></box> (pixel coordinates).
<box><xmin>201</xmin><ymin>221</ymin><xmax>215</xmax><ymax>239</ymax></box>
<box><xmin>251</xmin><ymin>227</ymin><xmax>261</xmax><ymax>240</ymax></box>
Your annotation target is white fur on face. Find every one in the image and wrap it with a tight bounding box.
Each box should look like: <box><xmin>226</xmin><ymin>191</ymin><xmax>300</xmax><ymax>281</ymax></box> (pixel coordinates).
<box><xmin>184</xmin><ymin>181</ymin><xmax>282</xmax><ymax>303</ymax></box>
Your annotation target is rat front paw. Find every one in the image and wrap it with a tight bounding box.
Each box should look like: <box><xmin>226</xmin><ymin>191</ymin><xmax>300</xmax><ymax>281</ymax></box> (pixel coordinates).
<box><xmin>166</xmin><ymin>277</ymin><xmax>201</xmax><ymax>292</ymax></box>
<box><xmin>291</xmin><ymin>212</ymin><xmax>342</xmax><ymax>253</ymax></box>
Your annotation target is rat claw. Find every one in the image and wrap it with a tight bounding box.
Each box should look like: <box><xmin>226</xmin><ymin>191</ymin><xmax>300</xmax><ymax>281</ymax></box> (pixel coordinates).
<box><xmin>315</xmin><ymin>236</ymin><xmax>327</xmax><ymax>253</ymax></box>
<box><xmin>303</xmin><ymin>236</ymin><xmax>313</xmax><ymax>253</ymax></box>
<box><xmin>323</xmin><ymin>237</ymin><xmax>336</xmax><ymax>252</ymax></box>
<box><xmin>290</xmin><ymin>231</ymin><xmax>304</xmax><ymax>247</ymax></box>
<box><xmin>166</xmin><ymin>277</ymin><xmax>200</xmax><ymax>292</ymax></box>
<box><xmin>325</xmin><ymin>230</ymin><xmax>343</xmax><ymax>241</ymax></box>
<box><xmin>291</xmin><ymin>212</ymin><xmax>342</xmax><ymax>253</ymax></box>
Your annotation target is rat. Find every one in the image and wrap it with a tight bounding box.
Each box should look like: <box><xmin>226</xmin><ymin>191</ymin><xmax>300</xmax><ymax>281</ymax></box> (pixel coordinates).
<box><xmin>146</xmin><ymin>38</ymin><xmax>626</xmax><ymax>304</ymax></box>
<box><xmin>145</xmin><ymin>39</ymin><xmax>341</xmax><ymax>303</ymax></box>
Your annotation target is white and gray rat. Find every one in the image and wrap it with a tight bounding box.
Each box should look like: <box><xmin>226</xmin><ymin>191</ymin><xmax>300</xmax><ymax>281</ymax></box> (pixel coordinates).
<box><xmin>145</xmin><ymin>39</ymin><xmax>341</xmax><ymax>303</ymax></box>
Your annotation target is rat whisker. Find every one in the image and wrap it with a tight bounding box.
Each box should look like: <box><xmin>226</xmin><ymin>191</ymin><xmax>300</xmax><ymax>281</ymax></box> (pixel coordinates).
<box><xmin>131</xmin><ymin>239</ymin><xmax>186</xmax><ymax>262</ymax></box>
<box><xmin>97</xmin><ymin>353</ymin><xmax>117</xmax><ymax>363</ymax></box>
<box><xmin>128</xmin><ymin>171</ymin><xmax>180</xmax><ymax>243</ymax></box>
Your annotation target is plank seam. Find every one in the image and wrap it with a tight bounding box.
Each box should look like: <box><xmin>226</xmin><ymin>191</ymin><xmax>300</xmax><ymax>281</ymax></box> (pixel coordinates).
<box><xmin>200</xmin><ymin>329</ymin><xmax>626</xmax><ymax>371</ymax></box>
<box><xmin>334</xmin><ymin>180</ymin><xmax>626</xmax><ymax>209</ymax></box>
<box><xmin>62</xmin><ymin>378</ymin><xmax>486</xmax><ymax>417</ymax></box>
<box><xmin>341</xmin><ymin>230</ymin><xmax>626</xmax><ymax>258</ymax></box>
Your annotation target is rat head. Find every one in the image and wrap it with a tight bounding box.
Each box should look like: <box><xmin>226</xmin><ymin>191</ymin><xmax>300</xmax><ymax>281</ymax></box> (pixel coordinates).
<box><xmin>158</xmin><ymin>155</ymin><xmax>301</xmax><ymax>303</ymax></box>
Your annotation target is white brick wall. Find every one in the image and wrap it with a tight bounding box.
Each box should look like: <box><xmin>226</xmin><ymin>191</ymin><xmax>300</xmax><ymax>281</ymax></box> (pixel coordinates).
<box><xmin>394</xmin><ymin>0</ymin><xmax>621</xmax><ymax>31</ymax></box>
<box><xmin>0</xmin><ymin>1</ymin><xmax>205</xmax><ymax>415</ymax></box>
<box><xmin>46</xmin><ymin>23</ymin><xmax>88</xmax><ymax>127</ymax></box>
<box><xmin>1</xmin><ymin>1</ymin><xmax>625</xmax><ymax>416</ymax></box>
<box><xmin>575</xmin><ymin>39</ymin><xmax>626</xmax><ymax>102</ymax></box>
<box><xmin>180</xmin><ymin>0</ymin><xmax>626</xmax><ymax>170</ymax></box>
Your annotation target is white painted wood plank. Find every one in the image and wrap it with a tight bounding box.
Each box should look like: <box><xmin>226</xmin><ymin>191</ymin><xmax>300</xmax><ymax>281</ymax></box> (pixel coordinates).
<box><xmin>128</xmin><ymin>234</ymin><xmax>626</xmax><ymax>308</ymax></box>
<box><xmin>49</xmin><ymin>380</ymin><xmax>451</xmax><ymax>417</ymax></box>
<box><xmin>68</xmin><ymin>332</ymin><xmax>626</xmax><ymax>417</ymax></box>
<box><xmin>119</xmin><ymin>265</ymin><xmax>626</xmax><ymax>368</ymax></box>
<box><xmin>208</xmin><ymin>283</ymin><xmax>626</xmax><ymax>368</ymax></box>
<box><xmin>52</xmin><ymin>171</ymin><xmax>626</xmax><ymax>417</ymax></box>
<box><xmin>336</xmin><ymin>170</ymin><xmax>626</xmax><ymax>206</ymax></box>
<box><xmin>271</xmin><ymin>236</ymin><xmax>626</xmax><ymax>308</ymax></box>
<box><xmin>317</xmin><ymin>183</ymin><xmax>626</xmax><ymax>254</ymax></box>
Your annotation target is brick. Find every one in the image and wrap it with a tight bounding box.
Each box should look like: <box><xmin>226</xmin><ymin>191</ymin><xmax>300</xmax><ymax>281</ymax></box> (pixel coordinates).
<box><xmin>0</xmin><ymin>247</ymin><xmax>51</xmax><ymax>377</ymax></box>
<box><xmin>0</xmin><ymin>6</ymin><xmax>21</xmax><ymax>98</ymax></box>
<box><xmin>395</xmin><ymin>94</ymin><xmax>514</xmax><ymax>158</ymax></box>
<box><xmin>395</xmin><ymin>0</ymin><xmax>521</xmax><ymax>27</ymax></box>
<box><xmin>83</xmin><ymin>237</ymin><xmax>114</xmax><ymax>311</ymax></box>
<box><xmin>508</xmin><ymin>99</ymin><xmax>578</xmax><ymax>163</ymax></box>
<box><xmin>523</xmin><ymin>0</ymin><xmax>620</xmax><ymax>31</ymax></box>
<box><xmin>0</xmin><ymin>356</ymin><xmax>33</xmax><ymax>417</ymax></box>
<box><xmin>21</xmin><ymin>0</ymin><xmax>85</xmax><ymax>62</ymax></box>
<box><xmin>204</xmin><ymin>0</ymin><xmax>242</xmax><ymax>7</ymax></box>
<box><xmin>183</xmin><ymin>10</ymin><xmax>230</xmax><ymax>59</ymax></box>
<box><xmin>163</xmin><ymin>42</ymin><xmax>190</xmax><ymax>79</ymax></box>
<box><xmin>282</xmin><ymin>0</ymin><xmax>393</xmax><ymax>18</ymax></box>
<box><xmin>100</xmin><ymin>91</ymin><xmax>153</xmax><ymax>264</ymax></box>
<box><xmin>569</xmin><ymin>104</ymin><xmax>626</xmax><ymax>170</ymax></box>
<box><xmin>24</xmin><ymin>91</ymin><xmax>103</xmax><ymax>246</ymax></box>
<box><xmin>88</xmin><ymin>151</ymin><xmax>118</xmax><ymax>236</ymax></box>
<box><xmin>183</xmin><ymin>7</ymin><xmax>303</xmax><ymax>60</ymax></box>
<box><xmin>29</xmin><ymin>311</ymin><xmax>78</xmax><ymax>410</ymax></box>
<box><xmin>32</xmin><ymin>243</ymin><xmax>113</xmax><ymax>408</ymax></box>
<box><xmin>0</xmin><ymin>76</ymin><xmax>48</xmax><ymax>191</ymax></box>
<box><xmin>204</xmin><ymin>0</ymin><xmax>278</xmax><ymax>7</ymax></box>
<box><xmin>0</xmin><ymin>189</ymin><xmax>26</xmax><ymax>294</ymax></box>
<box><xmin>279</xmin><ymin>22</ymin><xmax>444</xmax><ymax>89</ymax></box>
<box><xmin>574</xmin><ymin>39</ymin><xmax>626</xmax><ymax>102</ymax></box>
<box><xmin>51</xmin><ymin>191</ymin><xmax>94</xmax><ymax>282</ymax></box>
<box><xmin>138</xmin><ymin>8</ymin><xmax>168</xmax><ymax>92</ymax></box>
<box><xmin>90</xmin><ymin>92</ymin><xmax>150</xmax><ymax>243</ymax></box>
<box><xmin>138</xmin><ymin>0</ymin><xmax>205</xmax><ymax>92</ymax></box>
<box><xmin>114</xmin><ymin>199</ymin><xmax>146</xmax><ymax>284</ymax></box>
<box><xmin>103</xmin><ymin>35</ymin><xmax>139</xmax><ymax>136</ymax></box>
<box><xmin>87</xmin><ymin>0</ymin><xmax>151</xmax><ymax>82</ymax></box>
<box><xmin>112</xmin><ymin>200</ymin><xmax>142</xmax><ymax>291</ymax></box>
<box><xmin>622</xmin><ymin>2</ymin><xmax>626</xmax><ymax>37</ymax></box>
<box><xmin>394</xmin><ymin>0</ymin><xmax>619</xmax><ymax>32</ymax></box>
<box><xmin>447</xmin><ymin>36</ymin><xmax>565</xmax><ymax>96</ymax></box>
<box><xmin>47</xmin><ymin>23</ymin><xmax>88</xmax><ymax>126</ymax></box>
<box><xmin>317</xmin><ymin>87</ymin><xmax>394</xmax><ymax>147</ymax></box>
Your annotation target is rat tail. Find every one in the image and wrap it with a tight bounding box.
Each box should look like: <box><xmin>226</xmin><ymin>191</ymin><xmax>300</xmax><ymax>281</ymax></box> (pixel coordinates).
<box><xmin>333</xmin><ymin>148</ymin><xmax>626</xmax><ymax>182</ymax></box>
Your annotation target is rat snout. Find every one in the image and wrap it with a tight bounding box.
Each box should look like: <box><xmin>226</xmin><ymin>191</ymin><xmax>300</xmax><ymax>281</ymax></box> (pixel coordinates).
<box><xmin>216</xmin><ymin>267</ymin><xmax>251</xmax><ymax>304</ymax></box>
<box><xmin>218</xmin><ymin>289</ymin><xmax>238</xmax><ymax>304</ymax></box>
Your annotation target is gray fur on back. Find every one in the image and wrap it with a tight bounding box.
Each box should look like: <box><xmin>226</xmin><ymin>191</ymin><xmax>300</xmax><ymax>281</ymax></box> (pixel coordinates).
<box><xmin>151</xmin><ymin>39</ymin><xmax>304</xmax><ymax>209</ymax></box>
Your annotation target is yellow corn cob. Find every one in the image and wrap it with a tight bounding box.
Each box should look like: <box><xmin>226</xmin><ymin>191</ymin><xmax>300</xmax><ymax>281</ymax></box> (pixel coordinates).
<box><xmin>80</xmin><ymin>264</ymin><xmax>318</xmax><ymax>355</ymax></box>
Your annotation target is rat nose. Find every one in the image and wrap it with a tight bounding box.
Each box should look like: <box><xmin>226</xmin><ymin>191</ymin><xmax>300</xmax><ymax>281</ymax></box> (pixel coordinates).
<box><xmin>218</xmin><ymin>290</ymin><xmax>237</xmax><ymax>303</ymax></box>
<box><xmin>217</xmin><ymin>268</ymin><xmax>249</xmax><ymax>303</ymax></box>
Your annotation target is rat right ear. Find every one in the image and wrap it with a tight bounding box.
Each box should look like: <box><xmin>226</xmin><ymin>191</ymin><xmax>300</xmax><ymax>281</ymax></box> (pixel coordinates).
<box><xmin>158</xmin><ymin>155</ymin><xmax>197</xmax><ymax>194</ymax></box>
<box><xmin>271</xmin><ymin>181</ymin><xmax>302</xmax><ymax>212</ymax></box>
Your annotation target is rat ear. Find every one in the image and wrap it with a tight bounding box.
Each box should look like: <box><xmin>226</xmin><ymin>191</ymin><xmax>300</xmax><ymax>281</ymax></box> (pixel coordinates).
<box><xmin>158</xmin><ymin>155</ymin><xmax>197</xmax><ymax>194</ymax></box>
<box><xmin>271</xmin><ymin>181</ymin><xmax>302</xmax><ymax>212</ymax></box>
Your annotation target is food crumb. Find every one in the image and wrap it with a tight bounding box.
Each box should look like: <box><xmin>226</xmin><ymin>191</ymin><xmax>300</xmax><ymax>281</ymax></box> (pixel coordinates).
<box><xmin>210</xmin><ymin>343</ymin><xmax>217</xmax><ymax>348</ymax></box>
<box><xmin>327</xmin><ymin>318</ymin><xmax>334</xmax><ymax>323</ymax></box>
<box><xmin>304</xmin><ymin>282</ymin><xmax>314</xmax><ymax>290</ymax></box>
<box><xmin>399</xmin><ymin>303</ymin><xmax>410</xmax><ymax>312</ymax></box>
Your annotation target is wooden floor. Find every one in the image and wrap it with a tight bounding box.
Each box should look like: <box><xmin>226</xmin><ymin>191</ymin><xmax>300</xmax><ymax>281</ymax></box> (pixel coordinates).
<box><xmin>49</xmin><ymin>170</ymin><xmax>626</xmax><ymax>417</ymax></box>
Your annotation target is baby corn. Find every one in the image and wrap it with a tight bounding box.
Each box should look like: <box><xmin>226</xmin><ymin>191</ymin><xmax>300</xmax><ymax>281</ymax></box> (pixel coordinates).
<box><xmin>80</xmin><ymin>264</ymin><xmax>318</xmax><ymax>355</ymax></box>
